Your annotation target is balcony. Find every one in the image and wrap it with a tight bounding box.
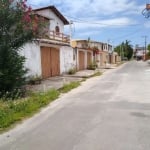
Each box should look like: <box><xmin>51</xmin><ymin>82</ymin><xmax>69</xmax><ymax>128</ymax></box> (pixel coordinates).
<box><xmin>47</xmin><ymin>31</ymin><xmax>70</xmax><ymax>43</ymax></box>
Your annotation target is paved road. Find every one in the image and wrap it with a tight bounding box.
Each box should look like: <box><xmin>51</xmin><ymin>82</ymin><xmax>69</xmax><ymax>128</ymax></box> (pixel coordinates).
<box><xmin>1</xmin><ymin>61</ymin><xmax>150</xmax><ymax>150</ymax></box>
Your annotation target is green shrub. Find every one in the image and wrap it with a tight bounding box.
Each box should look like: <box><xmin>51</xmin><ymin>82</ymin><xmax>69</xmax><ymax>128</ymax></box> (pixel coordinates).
<box><xmin>28</xmin><ymin>75</ymin><xmax>42</xmax><ymax>85</ymax></box>
<box><xmin>0</xmin><ymin>0</ymin><xmax>44</xmax><ymax>99</ymax></box>
<box><xmin>87</xmin><ymin>61</ymin><xmax>97</xmax><ymax>70</ymax></box>
<box><xmin>68</xmin><ymin>68</ymin><xmax>76</xmax><ymax>74</ymax></box>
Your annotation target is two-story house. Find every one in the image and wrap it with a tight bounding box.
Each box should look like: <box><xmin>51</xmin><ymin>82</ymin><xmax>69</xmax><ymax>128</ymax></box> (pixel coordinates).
<box><xmin>134</xmin><ymin>46</ymin><xmax>145</xmax><ymax>60</ymax></box>
<box><xmin>21</xmin><ymin>6</ymin><xmax>76</xmax><ymax>78</ymax></box>
<box><xmin>71</xmin><ymin>40</ymin><xmax>116</xmax><ymax>69</ymax></box>
<box><xmin>71</xmin><ymin>40</ymin><xmax>93</xmax><ymax>70</ymax></box>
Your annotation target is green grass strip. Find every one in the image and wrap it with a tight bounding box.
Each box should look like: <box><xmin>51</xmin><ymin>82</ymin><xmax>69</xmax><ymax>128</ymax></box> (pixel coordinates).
<box><xmin>0</xmin><ymin>89</ymin><xmax>59</xmax><ymax>132</ymax></box>
<box><xmin>59</xmin><ymin>81</ymin><xmax>80</xmax><ymax>93</ymax></box>
<box><xmin>0</xmin><ymin>81</ymin><xmax>81</xmax><ymax>132</ymax></box>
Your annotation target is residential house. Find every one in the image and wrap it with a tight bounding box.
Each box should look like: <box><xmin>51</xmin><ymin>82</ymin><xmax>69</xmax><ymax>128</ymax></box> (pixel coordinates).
<box><xmin>71</xmin><ymin>40</ymin><xmax>93</xmax><ymax>70</ymax></box>
<box><xmin>71</xmin><ymin>40</ymin><xmax>119</xmax><ymax>69</ymax></box>
<box><xmin>110</xmin><ymin>52</ymin><xmax>119</xmax><ymax>64</ymax></box>
<box><xmin>134</xmin><ymin>46</ymin><xmax>146</xmax><ymax>60</ymax></box>
<box><xmin>21</xmin><ymin>6</ymin><xmax>76</xmax><ymax>79</ymax></box>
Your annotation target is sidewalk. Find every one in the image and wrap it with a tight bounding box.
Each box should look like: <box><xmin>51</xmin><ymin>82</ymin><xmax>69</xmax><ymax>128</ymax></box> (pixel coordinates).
<box><xmin>27</xmin><ymin>64</ymin><xmax>117</xmax><ymax>92</ymax></box>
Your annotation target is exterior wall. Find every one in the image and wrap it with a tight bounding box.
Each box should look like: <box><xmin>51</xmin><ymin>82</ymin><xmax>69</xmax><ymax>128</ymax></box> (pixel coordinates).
<box><xmin>76</xmin><ymin>48</ymin><xmax>93</xmax><ymax>70</ymax></box>
<box><xmin>95</xmin><ymin>51</ymin><xmax>109</xmax><ymax>67</ymax></box>
<box><xmin>90</xmin><ymin>42</ymin><xmax>102</xmax><ymax>50</ymax></box>
<box><xmin>77</xmin><ymin>41</ymin><xmax>88</xmax><ymax>48</ymax></box>
<box><xmin>35</xmin><ymin>9</ymin><xmax>64</xmax><ymax>33</ymax></box>
<box><xmin>21</xmin><ymin>42</ymin><xmax>75</xmax><ymax>77</ymax></box>
<box><xmin>102</xmin><ymin>43</ymin><xmax>108</xmax><ymax>51</ymax></box>
<box><xmin>21</xmin><ymin>43</ymin><xmax>42</xmax><ymax>77</ymax></box>
<box><xmin>111</xmin><ymin>54</ymin><xmax>117</xmax><ymax>64</ymax></box>
<box><xmin>71</xmin><ymin>41</ymin><xmax>77</xmax><ymax>48</ymax></box>
<box><xmin>60</xmin><ymin>46</ymin><xmax>76</xmax><ymax>74</ymax></box>
<box><xmin>117</xmin><ymin>56</ymin><xmax>121</xmax><ymax>62</ymax></box>
<box><xmin>95</xmin><ymin>53</ymin><xmax>101</xmax><ymax>68</ymax></box>
<box><xmin>101</xmin><ymin>51</ymin><xmax>109</xmax><ymax>66</ymax></box>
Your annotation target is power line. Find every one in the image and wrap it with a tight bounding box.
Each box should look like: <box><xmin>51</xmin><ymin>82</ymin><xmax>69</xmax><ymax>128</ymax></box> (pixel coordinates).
<box><xmin>64</xmin><ymin>15</ymin><xmax>141</xmax><ymax>27</ymax></box>
<box><xmin>113</xmin><ymin>27</ymin><xmax>143</xmax><ymax>40</ymax></box>
<box><xmin>72</xmin><ymin>20</ymin><xmax>140</xmax><ymax>27</ymax></box>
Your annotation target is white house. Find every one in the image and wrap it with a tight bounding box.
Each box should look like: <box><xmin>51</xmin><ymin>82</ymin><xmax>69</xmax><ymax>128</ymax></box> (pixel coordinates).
<box><xmin>21</xmin><ymin>6</ymin><xmax>76</xmax><ymax>79</ymax></box>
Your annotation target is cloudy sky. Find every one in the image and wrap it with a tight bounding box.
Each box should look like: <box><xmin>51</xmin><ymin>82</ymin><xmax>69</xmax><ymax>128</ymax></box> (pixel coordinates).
<box><xmin>27</xmin><ymin>0</ymin><xmax>150</xmax><ymax>47</ymax></box>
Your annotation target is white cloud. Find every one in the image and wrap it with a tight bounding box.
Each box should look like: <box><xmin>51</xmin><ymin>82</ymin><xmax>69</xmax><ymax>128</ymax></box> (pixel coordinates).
<box><xmin>72</xmin><ymin>17</ymin><xmax>137</xmax><ymax>30</ymax></box>
<box><xmin>144</xmin><ymin>21</ymin><xmax>150</xmax><ymax>28</ymax></box>
<box><xmin>27</xmin><ymin>0</ymin><xmax>143</xmax><ymax>16</ymax></box>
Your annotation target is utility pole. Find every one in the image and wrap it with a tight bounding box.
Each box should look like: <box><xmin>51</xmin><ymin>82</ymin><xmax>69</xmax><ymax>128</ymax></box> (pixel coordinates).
<box><xmin>69</xmin><ymin>20</ymin><xmax>73</xmax><ymax>45</ymax></box>
<box><xmin>142</xmin><ymin>36</ymin><xmax>147</xmax><ymax>60</ymax></box>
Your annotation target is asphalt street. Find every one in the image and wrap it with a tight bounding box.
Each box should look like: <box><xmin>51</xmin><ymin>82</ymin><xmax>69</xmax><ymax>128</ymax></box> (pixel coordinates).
<box><xmin>0</xmin><ymin>60</ymin><xmax>150</xmax><ymax>150</ymax></box>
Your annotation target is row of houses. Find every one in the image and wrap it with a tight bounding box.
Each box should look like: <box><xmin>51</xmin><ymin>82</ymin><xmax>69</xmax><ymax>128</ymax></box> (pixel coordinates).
<box><xmin>133</xmin><ymin>46</ymin><xmax>149</xmax><ymax>60</ymax></box>
<box><xmin>22</xmin><ymin>5</ymin><xmax>121</xmax><ymax>79</ymax></box>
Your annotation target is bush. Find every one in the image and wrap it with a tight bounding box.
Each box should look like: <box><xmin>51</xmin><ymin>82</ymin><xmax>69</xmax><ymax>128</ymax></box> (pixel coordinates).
<box><xmin>0</xmin><ymin>0</ymin><xmax>44</xmax><ymax>99</ymax></box>
<box><xmin>68</xmin><ymin>68</ymin><xmax>76</xmax><ymax>74</ymax></box>
<box><xmin>87</xmin><ymin>61</ymin><xmax>97</xmax><ymax>70</ymax></box>
<box><xmin>28</xmin><ymin>75</ymin><xmax>42</xmax><ymax>85</ymax></box>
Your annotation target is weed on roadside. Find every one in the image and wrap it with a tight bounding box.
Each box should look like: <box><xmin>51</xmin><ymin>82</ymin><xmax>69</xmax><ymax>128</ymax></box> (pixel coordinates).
<box><xmin>59</xmin><ymin>81</ymin><xmax>80</xmax><ymax>93</ymax></box>
<box><xmin>0</xmin><ymin>81</ymin><xmax>81</xmax><ymax>132</ymax></box>
<box><xmin>0</xmin><ymin>89</ymin><xmax>59</xmax><ymax>132</ymax></box>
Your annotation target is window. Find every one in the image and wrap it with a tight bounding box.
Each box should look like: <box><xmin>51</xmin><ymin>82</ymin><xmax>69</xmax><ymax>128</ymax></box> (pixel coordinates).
<box><xmin>55</xmin><ymin>26</ymin><xmax>60</xmax><ymax>35</ymax></box>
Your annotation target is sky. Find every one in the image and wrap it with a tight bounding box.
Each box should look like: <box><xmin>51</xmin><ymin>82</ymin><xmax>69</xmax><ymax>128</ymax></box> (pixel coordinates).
<box><xmin>27</xmin><ymin>0</ymin><xmax>150</xmax><ymax>47</ymax></box>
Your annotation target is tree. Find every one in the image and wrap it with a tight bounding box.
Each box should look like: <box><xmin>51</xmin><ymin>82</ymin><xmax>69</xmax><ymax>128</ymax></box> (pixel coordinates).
<box><xmin>124</xmin><ymin>40</ymin><xmax>133</xmax><ymax>60</ymax></box>
<box><xmin>0</xmin><ymin>0</ymin><xmax>42</xmax><ymax>99</ymax></box>
<box><xmin>147</xmin><ymin>44</ymin><xmax>150</xmax><ymax>56</ymax></box>
<box><xmin>114</xmin><ymin>40</ymin><xmax>133</xmax><ymax>60</ymax></box>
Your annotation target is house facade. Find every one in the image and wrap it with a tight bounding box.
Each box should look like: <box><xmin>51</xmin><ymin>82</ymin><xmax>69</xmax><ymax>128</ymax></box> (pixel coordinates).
<box><xmin>21</xmin><ymin>6</ymin><xmax>76</xmax><ymax>79</ymax></box>
<box><xmin>71</xmin><ymin>40</ymin><xmax>117</xmax><ymax>69</ymax></box>
<box><xmin>133</xmin><ymin>46</ymin><xmax>148</xmax><ymax>60</ymax></box>
<box><xmin>71</xmin><ymin>40</ymin><xmax>93</xmax><ymax>70</ymax></box>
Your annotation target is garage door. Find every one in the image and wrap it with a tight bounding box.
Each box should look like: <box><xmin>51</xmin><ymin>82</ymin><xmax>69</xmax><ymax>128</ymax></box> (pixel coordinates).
<box><xmin>87</xmin><ymin>52</ymin><xmax>92</xmax><ymax>68</ymax></box>
<box><xmin>79</xmin><ymin>51</ymin><xmax>85</xmax><ymax>70</ymax></box>
<box><xmin>41</xmin><ymin>47</ymin><xmax>60</xmax><ymax>78</ymax></box>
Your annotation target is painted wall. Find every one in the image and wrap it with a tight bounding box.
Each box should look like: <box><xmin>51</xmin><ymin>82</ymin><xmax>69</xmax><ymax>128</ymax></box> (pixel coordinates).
<box><xmin>90</xmin><ymin>42</ymin><xmax>102</xmax><ymax>50</ymax></box>
<box><xmin>77</xmin><ymin>48</ymin><xmax>93</xmax><ymax>70</ymax></box>
<box><xmin>111</xmin><ymin>53</ymin><xmax>118</xmax><ymax>64</ymax></box>
<box><xmin>101</xmin><ymin>51</ymin><xmax>109</xmax><ymax>66</ymax></box>
<box><xmin>20</xmin><ymin>42</ymin><xmax>42</xmax><ymax>77</ymax></box>
<box><xmin>22</xmin><ymin>42</ymin><xmax>76</xmax><ymax>76</ymax></box>
<box><xmin>35</xmin><ymin>9</ymin><xmax>64</xmax><ymax>33</ymax></box>
<box><xmin>60</xmin><ymin>46</ymin><xmax>76</xmax><ymax>74</ymax></box>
